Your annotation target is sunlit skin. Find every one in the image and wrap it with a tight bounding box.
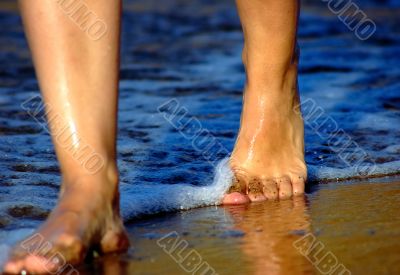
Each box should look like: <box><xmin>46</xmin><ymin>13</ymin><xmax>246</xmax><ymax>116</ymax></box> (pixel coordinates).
<box><xmin>4</xmin><ymin>0</ymin><xmax>306</xmax><ymax>273</ymax></box>
<box><xmin>223</xmin><ymin>0</ymin><xmax>307</xmax><ymax>204</ymax></box>
<box><xmin>4</xmin><ymin>0</ymin><xmax>129</xmax><ymax>273</ymax></box>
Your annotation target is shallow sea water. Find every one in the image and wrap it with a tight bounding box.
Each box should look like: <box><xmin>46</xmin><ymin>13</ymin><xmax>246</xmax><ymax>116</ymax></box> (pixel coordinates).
<box><xmin>84</xmin><ymin>178</ymin><xmax>400</xmax><ymax>275</ymax></box>
<box><xmin>0</xmin><ymin>0</ymin><xmax>399</xmax><ymax>274</ymax></box>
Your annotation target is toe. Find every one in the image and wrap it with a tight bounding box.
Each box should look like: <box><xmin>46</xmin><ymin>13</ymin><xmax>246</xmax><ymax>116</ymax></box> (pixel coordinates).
<box><xmin>3</xmin><ymin>246</ymin><xmax>30</xmax><ymax>274</ymax></box>
<box><xmin>100</xmin><ymin>227</ymin><xmax>130</xmax><ymax>253</ymax></box>
<box><xmin>276</xmin><ymin>176</ymin><xmax>293</xmax><ymax>200</ymax></box>
<box><xmin>227</xmin><ymin>174</ymin><xmax>247</xmax><ymax>194</ymax></box>
<box><xmin>24</xmin><ymin>254</ymin><xmax>60</xmax><ymax>274</ymax></box>
<box><xmin>53</xmin><ymin>234</ymin><xmax>85</xmax><ymax>264</ymax></box>
<box><xmin>3</xmin><ymin>259</ymin><xmax>24</xmax><ymax>274</ymax></box>
<box><xmin>5</xmin><ymin>244</ymin><xmax>78</xmax><ymax>274</ymax></box>
<box><xmin>222</xmin><ymin>192</ymin><xmax>250</xmax><ymax>205</ymax></box>
<box><xmin>262</xmin><ymin>179</ymin><xmax>279</xmax><ymax>200</ymax></box>
<box><xmin>247</xmin><ymin>178</ymin><xmax>266</xmax><ymax>202</ymax></box>
<box><xmin>222</xmin><ymin>174</ymin><xmax>250</xmax><ymax>205</ymax></box>
<box><xmin>291</xmin><ymin>175</ymin><xmax>306</xmax><ymax>196</ymax></box>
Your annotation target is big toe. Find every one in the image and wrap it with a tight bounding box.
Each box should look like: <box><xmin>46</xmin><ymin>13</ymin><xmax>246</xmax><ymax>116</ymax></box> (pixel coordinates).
<box><xmin>222</xmin><ymin>192</ymin><xmax>250</xmax><ymax>205</ymax></box>
<box><xmin>3</xmin><ymin>259</ymin><xmax>24</xmax><ymax>274</ymax></box>
<box><xmin>24</xmin><ymin>254</ymin><xmax>62</xmax><ymax>274</ymax></box>
<box><xmin>3</xmin><ymin>245</ymin><xmax>31</xmax><ymax>274</ymax></box>
<box><xmin>3</xmin><ymin>254</ymin><xmax>61</xmax><ymax>274</ymax></box>
<box><xmin>222</xmin><ymin>174</ymin><xmax>250</xmax><ymax>205</ymax></box>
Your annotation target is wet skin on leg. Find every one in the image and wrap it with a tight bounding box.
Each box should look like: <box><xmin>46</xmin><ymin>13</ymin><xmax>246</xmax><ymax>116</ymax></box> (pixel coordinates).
<box><xmin>223</xmin><ymin>0</ymin><xmax>307</xmax><ymax>204</ymax></box>
<box><xmin>4</xmin><ymin>0</ymin><xmax>129</xmax><ymax>273</ymax></box>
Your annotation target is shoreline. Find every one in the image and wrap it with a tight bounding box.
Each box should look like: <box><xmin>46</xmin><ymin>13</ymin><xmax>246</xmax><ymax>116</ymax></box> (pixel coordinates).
<box><xmin>83</xmin><ymin>177</ymin><xmax>400</xmax><ymax>275</ymax></box>
<box><xmin>1</xmin><ymin>177</ymin><xmax>399</xmax><ymax>274</ymax></box>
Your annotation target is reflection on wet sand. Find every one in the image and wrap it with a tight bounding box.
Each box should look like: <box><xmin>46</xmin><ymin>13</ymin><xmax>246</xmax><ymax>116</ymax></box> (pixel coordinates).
<box><xmin>225</xmin><ymin>196</ymin><xmax>314</xmax><ymax>275</ymax></box>
<box><xmin>2</xmin><ymin>180</ymin><xmax>397</xmax><ymax>274</ymax></box>
<box><xmin>76</xmin><ymin>196</ymin><xmax>315</xmax><ymax>275</ymax></box>
<box><xmin>72</xmin><ymin>180</ymin><xmax>400</xmax><ymax>275</ymax></box>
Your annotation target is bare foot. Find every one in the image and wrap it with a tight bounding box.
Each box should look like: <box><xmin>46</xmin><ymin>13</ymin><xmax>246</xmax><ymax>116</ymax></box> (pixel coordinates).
<box><xmin>3</xmin><ymin>171</ymin><xmax>129</xmax><ymax>274</ymax></box>
<box><xmin>223</xmin><ymin>59</ymin><xmax>307</xmax><ymax>204</ymax></box>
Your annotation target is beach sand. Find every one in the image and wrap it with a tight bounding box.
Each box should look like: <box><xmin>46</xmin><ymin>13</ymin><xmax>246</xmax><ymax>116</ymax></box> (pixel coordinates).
<box><xmin>1</xmin><ymin>177</ymin><xmax>399</xmax><ymax>274</ymax></box>
<box><xmin>69</xmin><ymin>177</ymin><xmax>400</xmax><ymax>275</ymax></box>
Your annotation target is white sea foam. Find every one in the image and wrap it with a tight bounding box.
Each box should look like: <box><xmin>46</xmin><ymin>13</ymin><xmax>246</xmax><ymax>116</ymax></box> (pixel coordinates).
<box><xmin>0</xmin><ymin>158</ymin><xmax>398</xmax><ymax>266</ymax></box>
<box><xmin>0</xmin><ymin>161</ymin><xmax>233</xmax><ymax>266</ymax></box>
<box><xmin>120</xmin><ymin>158</ymin><xmax>233</xmax><ymax>220</ymax></box>
<box><xmin>120</xmin><ymin>158</ymin><xmax>399</xmax><ymax>220</ymax></box>
<box><xmin>0</xmin><ymin>159</ymin><xmax>398</xmax><ymax>259</ymax></box>
<box><xmin>308</xmin><ymin>160</ymin><xmax>400</xmax><ymax>181</ymax></box>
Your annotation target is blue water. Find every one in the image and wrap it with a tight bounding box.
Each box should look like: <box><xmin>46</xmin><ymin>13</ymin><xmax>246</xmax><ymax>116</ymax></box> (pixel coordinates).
<box><xmin>0</xmin><ymin>0</ymin><xmax>399</xmax><ymax>256</ymax></box>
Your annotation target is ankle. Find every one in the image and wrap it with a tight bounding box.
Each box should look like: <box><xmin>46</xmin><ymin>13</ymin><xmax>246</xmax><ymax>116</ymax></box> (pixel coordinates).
<box><xmin>242</xmin><ymin>47</ymin><xmax>298</xmax><ymax>93</ymax></box>
<box><xmin>61</xmin><ymin>159</ymin><xmax>119</xmax><ymax>189</ymax></box>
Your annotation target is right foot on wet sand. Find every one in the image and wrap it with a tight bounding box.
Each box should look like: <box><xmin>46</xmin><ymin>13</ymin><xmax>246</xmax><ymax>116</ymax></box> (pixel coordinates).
<box><xmin>3</xmin><ymin>170</ymin><xmax>129</xmax><ymax>274</ymax></box>
<box><xmin>223</xmin><ymin>54</ymin><xmax>307</xmax><ymax>204</ymax></box>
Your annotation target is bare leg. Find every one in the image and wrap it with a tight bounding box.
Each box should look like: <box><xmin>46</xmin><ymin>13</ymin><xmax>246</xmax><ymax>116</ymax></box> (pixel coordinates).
<box><xmin>4</xmin><ymin>0</ymin><xmax>128</xmax><ymax>273</ymax></box>
<box><xmin>223</xmin><ymin>0</ymin><xmax>306</xmax><ymax>204</ymax></box>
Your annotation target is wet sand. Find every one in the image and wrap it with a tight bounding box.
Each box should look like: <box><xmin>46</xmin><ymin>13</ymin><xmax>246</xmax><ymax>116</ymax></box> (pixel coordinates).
<box><xmin>1</xmin><ymin>178</ymin><xmax>399</xmax><ymax>274</ymax></box>
<box><xmin>69</xmin><ymin>177</ymin><xmax>400</xmax><ymax>275</ymax></box>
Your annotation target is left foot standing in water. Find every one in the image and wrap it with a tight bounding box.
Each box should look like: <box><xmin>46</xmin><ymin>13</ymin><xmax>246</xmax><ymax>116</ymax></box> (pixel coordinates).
<box><xmin>4</xmin><ymin>0</ymin><xmax>129</xmax><ymax>273</ymax></box>
<box><xmin>223</xmin><ymin>0</ymin><xmax>307</xmax><ymax>204</ymax></box>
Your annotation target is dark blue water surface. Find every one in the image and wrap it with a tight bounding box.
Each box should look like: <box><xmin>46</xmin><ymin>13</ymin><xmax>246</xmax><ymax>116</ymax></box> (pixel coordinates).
<box><xmin>0</xmin><ymin>0</ymin><xmax>399</xmax><ymax>239</ymax></box>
